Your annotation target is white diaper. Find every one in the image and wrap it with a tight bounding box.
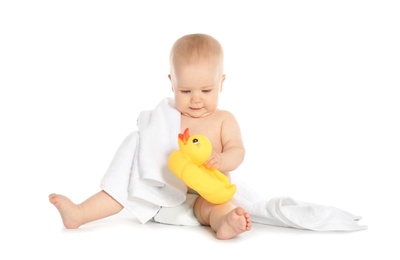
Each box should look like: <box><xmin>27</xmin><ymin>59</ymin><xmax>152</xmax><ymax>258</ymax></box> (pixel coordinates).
<box><xmin>153</xmin><ymin>193</ymin><xmax>201</xmax><ymax>226</ymax></box>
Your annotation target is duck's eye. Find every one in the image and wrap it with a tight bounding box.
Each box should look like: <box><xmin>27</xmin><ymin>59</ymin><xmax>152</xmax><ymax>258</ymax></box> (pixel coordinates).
<box><xmin>193</xmin><ymin>138</ymin><xmax>199</xmax><ymax>144</ymax></box>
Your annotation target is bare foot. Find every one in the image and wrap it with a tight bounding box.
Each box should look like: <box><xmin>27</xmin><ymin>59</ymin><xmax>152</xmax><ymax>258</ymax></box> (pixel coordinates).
<box><xmin>216</xmin><ymin>207</ymin><xmax>252</xmax><ymax>240</ymax></box>
<box><xmin>49</xmin><ymin>193</ymin><xmax>83</xmax><ymax>229</ymax></box>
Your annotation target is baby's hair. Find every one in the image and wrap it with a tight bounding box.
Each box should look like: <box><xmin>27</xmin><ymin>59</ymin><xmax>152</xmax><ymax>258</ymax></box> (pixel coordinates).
<box><xmin>170</xmin><ymin>33</ymin><xmax>224</xmax><ymax>66</ymax></box>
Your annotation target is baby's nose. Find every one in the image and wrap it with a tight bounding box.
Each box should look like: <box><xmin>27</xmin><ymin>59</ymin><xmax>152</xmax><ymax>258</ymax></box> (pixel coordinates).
<box><xmin>190</xmin><ymin>93</ymin><xmax>201</xmax><ymax>103</ymax></box>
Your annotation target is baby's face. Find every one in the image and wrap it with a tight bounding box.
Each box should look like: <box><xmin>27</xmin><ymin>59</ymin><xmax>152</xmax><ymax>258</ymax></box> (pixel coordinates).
<box><xmin>170</xmin><ymin>57</ymin><xmax>225</xmax><ymax>118</ymax></box>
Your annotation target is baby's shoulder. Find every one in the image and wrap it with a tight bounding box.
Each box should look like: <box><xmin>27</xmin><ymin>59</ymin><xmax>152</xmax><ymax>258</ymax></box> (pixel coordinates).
<box><xmin>215</xmin><ymin>109</ymin><xmax>237</xmax><ymax>120</ymax></box>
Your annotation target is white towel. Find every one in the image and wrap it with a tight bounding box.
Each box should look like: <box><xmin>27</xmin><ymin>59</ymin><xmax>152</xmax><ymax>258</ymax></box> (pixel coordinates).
<box><xmin>233</xmin><ymin>180</ymin><xmax>367</xmax><ymax>231</ymax></box>
<box><xmin>101</xmin><ymin>97</ymin><xmax>187</xmax><ymax>224</ymax></box>
<box><xmin>153</xmin><ymin>179</ymin><xmax>367</xmax><ymax>231</ymax></box>
<box><xmin>101</xmin><ymin>97</ymin><xmax>367</xmax><ymax>231</ymax></box>
<box><xmin>136</xmin><ymin>97</ymin><xmax>181</xmax><ymax>187</ymax></box>
<box><xmin>100</xmin><ymin>132</ymin><xmax>161</xmax><ymax>223</ymax></box>
<box><xmin>129</xmin><ymin>97</ymin><xmax>187</xmax><ymax>207</ymax></box>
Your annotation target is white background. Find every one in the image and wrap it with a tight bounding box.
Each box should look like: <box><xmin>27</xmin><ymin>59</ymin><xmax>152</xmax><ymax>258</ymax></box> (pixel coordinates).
<box><xmin>1</xmin><ymin>1</ymin><xmax>399</xmax><ymax>259</ymax></box>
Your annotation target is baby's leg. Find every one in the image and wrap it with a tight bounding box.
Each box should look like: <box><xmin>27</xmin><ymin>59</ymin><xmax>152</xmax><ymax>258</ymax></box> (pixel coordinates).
<box><xmin>49</xmin><ymin>190</ymin><xmax>123</xmax><ymax>229</ymax></box>
<box><xmin>194</xmin><ymin>197</ymin><xmax>252</xmax><ymax>240</ymax></box>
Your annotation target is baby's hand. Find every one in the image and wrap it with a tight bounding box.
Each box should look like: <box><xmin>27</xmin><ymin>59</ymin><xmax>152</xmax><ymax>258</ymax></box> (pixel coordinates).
<box><xmin>204</xmin><ymin>151</ymin><xmax>222</xmax><ymax>170</ymax></box>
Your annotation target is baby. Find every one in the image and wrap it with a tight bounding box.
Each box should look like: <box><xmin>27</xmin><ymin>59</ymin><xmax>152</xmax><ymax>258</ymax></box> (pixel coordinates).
<box><xmin>49</xmin><ymin>33</ymin><xmax>251</xmax><ymax>240</ymax></box>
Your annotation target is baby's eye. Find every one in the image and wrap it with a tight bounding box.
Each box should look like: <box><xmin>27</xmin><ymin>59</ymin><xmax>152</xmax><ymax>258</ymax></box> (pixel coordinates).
<box><xmin>192</xmin><ymin>138</ymin><xmax>199</xmax><ymax>144</ymax></box>
<box><xmin>202</xmin><ymin>89</ymin><xmax>212</xmax><ymax>93</ymax></box>
<box><xmin>181</xmin><ymin>90</ymin><xmax>191</xmax><ymax>94</ymax></box>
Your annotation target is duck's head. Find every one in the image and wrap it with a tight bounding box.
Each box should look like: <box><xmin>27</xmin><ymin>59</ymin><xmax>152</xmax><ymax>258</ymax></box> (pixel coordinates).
<box><xmin>178</xmin><ymin>128</ymin><xmax>212</xmax><ymax>166</ymax></box>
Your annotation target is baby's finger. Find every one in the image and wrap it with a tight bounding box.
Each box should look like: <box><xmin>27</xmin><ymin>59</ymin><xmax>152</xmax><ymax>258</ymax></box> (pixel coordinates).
<box><xmin>204</xmin><ymin>159</ymin><xmax>216</xmax><ymax>169</ymax></box>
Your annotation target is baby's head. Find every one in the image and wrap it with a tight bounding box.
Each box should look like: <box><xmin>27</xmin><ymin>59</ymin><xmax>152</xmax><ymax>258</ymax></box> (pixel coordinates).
<box><xmin>169</xmin><ymin>33</ymin><xmax>224</xmax><ymax>73</ymax></box>
<box><xmin>169</xmin><ymin>33</ymin><xmax>226</xmax><ymax>118</ymax></box>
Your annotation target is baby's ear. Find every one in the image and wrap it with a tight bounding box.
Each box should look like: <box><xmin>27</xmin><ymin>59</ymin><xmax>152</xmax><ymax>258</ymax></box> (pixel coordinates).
<box><xmin>168</xmin><ymin>75</ymin><xmax>174</xmax><ymax>92</ymax></box>
<box><xmin>219</xmin><ymin>74</ymin><xmax>226</xmax><ymax>92</ymax></box>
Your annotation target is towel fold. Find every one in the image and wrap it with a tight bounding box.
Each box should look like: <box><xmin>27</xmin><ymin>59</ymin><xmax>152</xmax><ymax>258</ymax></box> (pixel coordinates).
<box><xmin>234</xmin><ymin>180</ymin><xmax>367</xmax><ymax>231</ymax></box>
<box><xmin>137</xmin><ymin>97</ymin><xmax>181</xmax><ymax>187</ymax></box>
<box><xmin>129</xmin><ymin>97</ymin><xmax>187</xmax><ymax>207</ymax></box>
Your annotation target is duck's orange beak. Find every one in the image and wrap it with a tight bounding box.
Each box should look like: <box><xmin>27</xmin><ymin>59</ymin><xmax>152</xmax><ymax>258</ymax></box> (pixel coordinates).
<box><xmin>178</xmin><ymin>128</ymin><xmax>190</xmax><ymax>144</ymax></box>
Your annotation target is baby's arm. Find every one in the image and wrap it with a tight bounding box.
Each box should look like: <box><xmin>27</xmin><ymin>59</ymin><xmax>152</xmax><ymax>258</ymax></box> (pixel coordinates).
<box><xmin>204</xmin><ymin>111</ymin><xmax>245</xmax><ymax>173</ymax></box>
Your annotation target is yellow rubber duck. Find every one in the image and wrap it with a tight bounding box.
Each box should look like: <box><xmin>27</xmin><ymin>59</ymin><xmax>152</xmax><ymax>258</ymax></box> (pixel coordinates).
<box><xmin>168</xmin><ymin>128</ymin><xmax>236</xmax><ymax>204</ymax></box>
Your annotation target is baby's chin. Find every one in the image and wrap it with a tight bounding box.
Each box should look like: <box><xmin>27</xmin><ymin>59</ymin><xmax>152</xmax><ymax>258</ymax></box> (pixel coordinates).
<box><xmin>182</xmin><ymin>109</ymin><xmax>213</xmax><ymax>118</ymax></box>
